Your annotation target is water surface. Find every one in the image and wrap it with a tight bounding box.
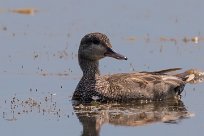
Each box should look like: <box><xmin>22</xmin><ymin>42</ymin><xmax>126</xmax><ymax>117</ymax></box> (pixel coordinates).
<box><xmin>0</xmin><ymin>0</ymin><xmax>204</xmax><ymax>136</ymax></box>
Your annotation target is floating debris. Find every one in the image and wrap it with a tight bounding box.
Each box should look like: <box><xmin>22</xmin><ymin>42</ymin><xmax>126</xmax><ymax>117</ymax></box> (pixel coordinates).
<box><xmin>183</xmin><ymin>36</ymin><xmax>200</xmax><ymax>44</ymax></box>
<box><xmin>125</xmin><ymin>35</ymin><xmax>204</xmax><ymax>45</ymax></box>
<box><xmin>191</xmin><ymin>36</ymin><xmax>199</xmax><ymax>44</ymax></box>
<box><xmin>126</xmin><ymin>36</ymin><xmax>137</xmax><ymax>41</ymax></box>
<box><xmin>1</xmin><ymin>93</ymin><xmax>72</xmax><ymax>121</ymax></box>
<box><xmin>10</xmin><ymin>8</ymin><xmax>38</xmax><ymax>15</ymax></box>
<box><xmin>160</xmin><ymin>37</ymin><xmax>177</xmax><ymax>44</ymax></box>
<box><xmin>33</xmin><ymin>51</ymin><xmax>39</xmax><ymax>59</ymax></box>
<box><xmin>38</xmin><ymin>70</ymin><xmax>69</xmax><ymax>77</ymax></box>
<box><xmin>2</xmin><ymin>26</ymin><xmax>7</xmax><ymax>31</ymax></box>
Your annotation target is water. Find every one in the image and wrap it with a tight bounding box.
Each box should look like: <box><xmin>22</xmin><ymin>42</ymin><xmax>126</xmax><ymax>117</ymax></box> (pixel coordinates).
<box><xmin>0</xmin><ymin>0</ymin><xmax>204</xmax><ymax>136</ymax></box>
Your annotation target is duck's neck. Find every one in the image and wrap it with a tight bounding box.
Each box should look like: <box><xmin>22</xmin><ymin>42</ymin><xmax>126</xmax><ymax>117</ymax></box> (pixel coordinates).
<box><xmin>78</xmin><ymin>57</ymin><xmax>100</xmax><ymax>77</ymax></box>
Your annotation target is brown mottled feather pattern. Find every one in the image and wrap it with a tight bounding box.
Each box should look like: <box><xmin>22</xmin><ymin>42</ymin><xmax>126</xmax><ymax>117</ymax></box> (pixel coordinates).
<box><xmin>72</xmin><ymin>32</ymin><xmax>187</xmax><ymax>103</ymax></box>
<box><xmin>105</xmin><ymin>73</ymin><xmax>184</xmax><ymax>101</ymax></box>
<box><xmin>73</xmin><ymin>72</ymin><xmax>185</xmax><ymax>102</ymax></box>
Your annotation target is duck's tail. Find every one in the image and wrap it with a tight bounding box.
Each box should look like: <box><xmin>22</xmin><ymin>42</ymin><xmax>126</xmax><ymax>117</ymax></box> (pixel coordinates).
<box><xmin>175</xmin><ymin>69</ymin><xmax>204</xmax><ymax>84</ymax></box>
<box><xmin>146</xmin><ymin>68</ymin><xmax>204</xmax><ymax>84</ymax></box>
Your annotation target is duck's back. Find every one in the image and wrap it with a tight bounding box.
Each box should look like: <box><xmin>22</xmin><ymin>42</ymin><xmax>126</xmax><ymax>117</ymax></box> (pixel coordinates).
<box><xmin>97</xmin><ymin>72</ymin><xmax>185</xmax><ymax>102</ymax></box>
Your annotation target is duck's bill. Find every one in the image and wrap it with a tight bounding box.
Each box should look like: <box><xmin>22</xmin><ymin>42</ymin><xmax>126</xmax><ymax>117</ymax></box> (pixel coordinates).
<box><xmin>104</xmin><ymin>48</ymin><xmax>127</xmax><ymax>60</ymax></box>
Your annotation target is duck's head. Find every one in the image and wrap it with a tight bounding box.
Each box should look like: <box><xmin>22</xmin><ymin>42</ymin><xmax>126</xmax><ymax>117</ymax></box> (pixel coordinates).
<box><xmin>78</xmin><ymin>32</ymin><xmax>127</xmax><ymax>61</ymax></box>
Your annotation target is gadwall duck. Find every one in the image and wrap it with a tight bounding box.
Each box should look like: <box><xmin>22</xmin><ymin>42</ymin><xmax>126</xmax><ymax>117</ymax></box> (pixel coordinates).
<box><xmin>72</xmin><ymin>32</ymin><xmax>196</xmax><ymax>103</ymax></box>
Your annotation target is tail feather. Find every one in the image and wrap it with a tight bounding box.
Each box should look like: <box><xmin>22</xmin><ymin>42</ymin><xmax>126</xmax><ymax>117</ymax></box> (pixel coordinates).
<box><xmin>142</xmin><ymin>68</ymin><xmax>204</xmax><ymax>84</ymax></box>
<box><xmin>141</xmin><ymin>68</ymin><xmax>182</xmax><ymax>75</ymax></box>
<box><xmin>151</xmin><ymin>68</ymin><xmax>182</xmax><ymax>74</ymax></box>
<box><xmin>175</xmin><ymin>69</ymin><xmax>204</xmax><ymax>84</ymax></box>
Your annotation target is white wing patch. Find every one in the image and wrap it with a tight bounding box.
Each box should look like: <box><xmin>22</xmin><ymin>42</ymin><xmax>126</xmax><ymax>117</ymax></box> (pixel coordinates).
<box><xmin>162</xmin><ymin>76</ymin><xmax>179</xmax><ymax>81</ymax></box>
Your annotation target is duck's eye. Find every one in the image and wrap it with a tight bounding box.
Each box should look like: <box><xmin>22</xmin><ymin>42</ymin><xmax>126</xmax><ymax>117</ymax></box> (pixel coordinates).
<box><xmin>92</xmin><ymin>39</ymin><xmax>100</xmax><ymax>45</ymax></box>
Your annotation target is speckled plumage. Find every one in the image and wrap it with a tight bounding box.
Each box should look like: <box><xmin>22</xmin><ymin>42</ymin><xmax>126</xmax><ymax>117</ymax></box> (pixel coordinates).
<box><xmin>72</xmin><ymin>32</ymin><xmax>187</xmax><ymax>103</ymax></box>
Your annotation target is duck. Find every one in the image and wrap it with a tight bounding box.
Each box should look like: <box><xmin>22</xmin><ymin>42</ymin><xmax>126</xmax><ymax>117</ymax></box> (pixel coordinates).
<box><xmin>72</xmin><ymin>32</ymin><xmax>195</xmax><ymax>103</ymax></box>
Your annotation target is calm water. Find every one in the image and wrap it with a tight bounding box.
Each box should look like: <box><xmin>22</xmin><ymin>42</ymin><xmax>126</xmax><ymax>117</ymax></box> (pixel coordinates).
<box><xmin>0</xmin><ymin>0</ymin><xmax>204</xmax><ymax>136</ymax></box>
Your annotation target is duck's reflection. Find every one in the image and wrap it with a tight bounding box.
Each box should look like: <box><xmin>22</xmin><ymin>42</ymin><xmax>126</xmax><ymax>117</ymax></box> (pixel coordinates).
<box><xmin>73</xmin><ymin>100</ymin><xmax>193</xmax><ymax>136</ymax></box>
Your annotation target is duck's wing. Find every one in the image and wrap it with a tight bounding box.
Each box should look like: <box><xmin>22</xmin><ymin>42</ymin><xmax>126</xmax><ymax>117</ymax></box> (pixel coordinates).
<box><xmin>103</xmin><ymin>72</ymin><xmax>185</xmax><ymax>101</ymax></box>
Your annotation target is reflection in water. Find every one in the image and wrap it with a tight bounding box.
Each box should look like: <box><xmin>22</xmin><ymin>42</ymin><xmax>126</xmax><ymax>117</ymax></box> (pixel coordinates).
<box><xmin>73</xmin><ymin>100</ymin><xmax>193</xmax><ymax>136</ymax></box>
